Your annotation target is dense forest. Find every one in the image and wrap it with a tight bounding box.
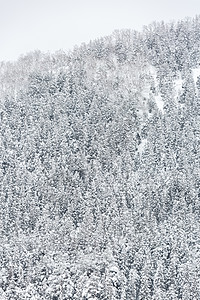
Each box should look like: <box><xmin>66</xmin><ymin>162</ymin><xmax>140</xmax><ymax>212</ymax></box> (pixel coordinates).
<box><xmin>0</xmin><ymin>16</ymin><xmax>200</xmax><ymax>299</ymax></box>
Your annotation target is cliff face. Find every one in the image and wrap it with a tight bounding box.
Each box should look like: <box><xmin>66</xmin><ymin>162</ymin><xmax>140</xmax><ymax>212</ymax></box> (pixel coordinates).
<box><xmin>0</xmin><ymin>17</ymin><xmax>200</xmax><ymax>299</ymax></box>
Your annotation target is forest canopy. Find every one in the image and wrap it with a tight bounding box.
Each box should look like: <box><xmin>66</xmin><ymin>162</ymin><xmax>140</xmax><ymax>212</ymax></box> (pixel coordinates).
<box><xmin>0</xmin><ymin>16</ymin><xmax>200</xmax><ymax>299</ymax></box>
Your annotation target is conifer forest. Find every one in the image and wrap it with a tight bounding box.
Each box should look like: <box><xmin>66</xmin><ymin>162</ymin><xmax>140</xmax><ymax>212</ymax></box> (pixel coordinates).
<box><xmin>0</xmin><ymin>16</ymin><xmax>200</xmax><ymax>299</ymax></box>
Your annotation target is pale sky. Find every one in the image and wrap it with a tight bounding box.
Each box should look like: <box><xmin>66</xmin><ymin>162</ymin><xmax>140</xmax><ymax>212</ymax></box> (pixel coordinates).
<box><xmin>0</xmin><ymin>0</ymin><xmax>199</xmax><ymax>61</ymax></box>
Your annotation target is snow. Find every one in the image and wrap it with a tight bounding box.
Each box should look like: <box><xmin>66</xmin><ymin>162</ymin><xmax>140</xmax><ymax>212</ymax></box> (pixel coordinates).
<box><xmin>138</xmin><ymin>138</ymin><xmax>147</xmax><ymax>157</ymax></box>
<box><xmin>109</xmin><ymin>265</ymin><xmax>119</xmax><ymax>273</ymax></box>
<box><xmin>141</xmin><ymin>88</ymin><xmax>150</xmax><ymax>99</ymax></box>
<box><xmin>154</xmin><ymin>94</ymin><xmax>164</xmax><ymax>112</ymax></box>
<box><xmin>192</xmin><ymin>67</ymin><xmax>200</xmax><ymax>84</ymax></box>
<box><xmin>192</xmin><ymin>67</ymin><xmax>200</xmax><ymax>92</ymax></box>
<box><xmin>149</xmin><ymin>65</ymin><xmax>164</xmax><ymax>112</ymax></box>
<box><xmin>174</xmin><ymin>73</ymin><xmax>183</xmax><ymax>100</ymax></box>
<box><xmin>149</xmin><ymin>65</ymin><xmax>157</xmax><ymax>83</ymax></box>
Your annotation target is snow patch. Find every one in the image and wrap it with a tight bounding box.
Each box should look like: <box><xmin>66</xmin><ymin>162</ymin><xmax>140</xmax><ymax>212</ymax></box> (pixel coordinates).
<box><xmin>154</xmin><ymin>94</ymin><xmax>164</xmax><ymax>112</ymax></box>
<box><xmin>138</xmin><ymin>138</ymin><xmax>147</xmax><ymax>157</ymax></box>
<box><xmin>141</xmin><ymin>88</ymin><xmax>150</xmax><ymax>99</ymax></box>
<box><xmin>192</xmin><ymin>67</ymin><xmax>200</xmax><ymax>84</ymax></box>
<box><xmin>149</xmin><ymin>65</ymin><xmax>157</xmax><ymax>84</ymax></box>
<box><xmin>174</xmin><ymin>73</ymin><xmax>183</xmax><ymax>100</ymax></box>
<box><xmin>149</xmin><ymin>65</ymin><xmax>164</xmax><ymax>113</ymax></box>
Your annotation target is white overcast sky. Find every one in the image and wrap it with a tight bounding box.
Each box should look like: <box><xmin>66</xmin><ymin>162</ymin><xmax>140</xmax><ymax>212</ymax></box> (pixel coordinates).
<box><xmin>0</xmin><ymin>0</ymin><xmax>199</xmax><ymax>61</ymax></box>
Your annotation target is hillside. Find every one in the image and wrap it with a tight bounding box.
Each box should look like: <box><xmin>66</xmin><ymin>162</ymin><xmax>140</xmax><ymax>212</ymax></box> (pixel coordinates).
<box><xmin>0</xmin><ymin>17</ymin><xmax>200</xmax><ymax>299</ymax></box>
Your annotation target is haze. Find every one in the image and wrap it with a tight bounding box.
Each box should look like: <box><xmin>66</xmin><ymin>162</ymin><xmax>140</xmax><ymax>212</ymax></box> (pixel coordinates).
<box><xmin>0</xmin><ymin>0</ymin><xmax>199</xmax><ymax>61</ymax></box>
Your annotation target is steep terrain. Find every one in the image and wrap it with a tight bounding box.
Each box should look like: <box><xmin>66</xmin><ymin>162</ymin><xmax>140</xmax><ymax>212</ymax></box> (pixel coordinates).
<box><xmin>0</xmin><ymin>17</ymin><xmax>200</xmax><ymax>299</ymax></box>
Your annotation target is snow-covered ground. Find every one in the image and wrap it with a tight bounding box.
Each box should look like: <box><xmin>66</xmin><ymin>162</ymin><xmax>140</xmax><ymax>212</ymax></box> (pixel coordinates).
<box><xmin>192</xmin><ymin>67</ymin><xmax>200</xmax><ymax>84</ymax></box>
<box><xmin>192</xmin><ymin>67</ymin><xmax>200</xmax><ymax>92</ymax></box>
<box><xmin>173</xmin><ymin>68</ymin><xmax>200</xmax><ymax>97</ymax></box>
<box><xmin>174</xmin><ymin>72</ymin><xmax>183</xmax><ymax>101</ymax></box>
<box><xmin>149</xmin><ymin>65</ymin><xmax>157</xmax><ymax>84</ymax></box>
<box><xmin>154</xmin><ymin>94</ymin><xmax>164</xmax><ymax>112</ymax></box>
<box><xmin>149</xmin><ymin>65</ymin><xmax>164</xmax><ymax>112</ymax></box>
<box><xmin>137</xmin><ymin>138</ymin><xmax>147</xmax><ymax>157</ymax></box>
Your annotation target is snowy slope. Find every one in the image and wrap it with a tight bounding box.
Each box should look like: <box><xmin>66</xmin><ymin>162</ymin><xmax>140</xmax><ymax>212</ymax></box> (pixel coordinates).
<box><xmin>192</xmin><ymin>67</ymin><xmax>200</xmax><ymax>92</ymax></box>
<box><xmin>174</xmin><ymin>72</ymin><xmax>183</xmax><ymax>101</ymax></box>
<box><xmin>149</xmin><ymin>65</ymin><xmax>164</xmax><ymax>113</ymax></box>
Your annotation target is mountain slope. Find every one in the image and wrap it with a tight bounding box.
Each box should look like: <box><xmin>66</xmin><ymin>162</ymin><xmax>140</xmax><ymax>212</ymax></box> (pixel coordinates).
<box><xmin>0</xmin><ymin>17</ymin><xmax>200</xmax><ymax>299</ymax></box>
